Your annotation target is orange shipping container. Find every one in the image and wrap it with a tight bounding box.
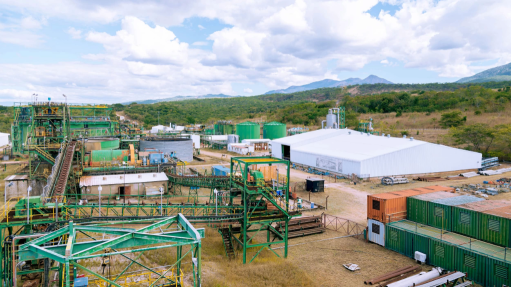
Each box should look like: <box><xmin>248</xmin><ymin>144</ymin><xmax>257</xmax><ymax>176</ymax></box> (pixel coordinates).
<box><xmin>367</xmin><ymin>185</ymin><xmax>455</xmax><ymax>223</ymax></box>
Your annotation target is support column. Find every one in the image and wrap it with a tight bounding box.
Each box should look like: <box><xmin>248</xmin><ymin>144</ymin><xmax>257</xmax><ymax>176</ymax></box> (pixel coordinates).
<box><xmin>65</xmin><ymin>261</ymin><xmax>70</xmax><ymax>287</ymax></box>
<box><xmin>176</xmin><ymin>246</ymin><xmax>182</xmax><ymax>285</ymax></box>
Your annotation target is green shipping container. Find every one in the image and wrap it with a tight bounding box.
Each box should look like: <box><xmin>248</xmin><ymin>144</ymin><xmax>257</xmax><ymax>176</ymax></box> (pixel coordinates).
<box><xmin>454</xmin><ymin>248</ymin><xmax>487</xmax><ymax>285</ymax></box>
<box><xmin>428</xmin><ymin>195</ymin><xmax>483</xmax><ymax>232</ymax></box>
<box><xmin>486</xmin><ymin>257</ymin><xmax>511</xmax><ymax>287</ymax></box>
<box><xmin>405</xmin><ymin>231</ymin><xmax>430</xmax><ymax>262</ymax></box>
<box><xmin>263</xmin><ymin>121</ymin><xmax>286</xmax><ymax>140</ymax></box>
<box><xmin>452</xmin><ymin>200</ymin><xmax>511</xmax><ymax>239</ymax></box>
<box><xmin>385</xmin><ymin>225</ymin><xmax>407</xmax><ymax>255</ymax></box>
<box><xmin>429</xmin><ymin>239</ymin><xmax>455</xmax><ymax>272</ymax></box>
<box><xmin>407</xmin><ymin>191</ymin><xmax>459</xmax><ymax>225</ymax></box>
<box><xmin>236</xmin><ymin>121</ymin><xmax>260</xmax><ymax>141</ymax></box>
<box><xmin>481</xmin><ymin>208</ymin><xmax>511</xmax><ymax>247</ymax></box>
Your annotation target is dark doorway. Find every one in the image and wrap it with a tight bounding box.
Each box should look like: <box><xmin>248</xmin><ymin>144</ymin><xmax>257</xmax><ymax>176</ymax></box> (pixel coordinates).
<box><xmin>282</xmin><ymin>145</ymin><xmax>290</xmax><ymax>160</ymax></box>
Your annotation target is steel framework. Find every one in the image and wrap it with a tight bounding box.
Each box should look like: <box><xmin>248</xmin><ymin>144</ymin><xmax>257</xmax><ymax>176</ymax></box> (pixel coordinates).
<box><xmin>229</xmin><ymin>156</ymin><xmax>292</xmax><ymax>264</ymax></box>
<box><xmin>9</xmin><ymin>214</ymin><xmax>202</xmax><ymax>287</ymax></box>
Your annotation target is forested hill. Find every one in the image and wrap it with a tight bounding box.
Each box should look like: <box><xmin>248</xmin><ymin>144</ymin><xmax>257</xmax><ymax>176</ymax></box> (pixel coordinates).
<box><xmin>115</xmin><ymin>81</ymin><xmax>511</xmax><ymax>128</ymax></box>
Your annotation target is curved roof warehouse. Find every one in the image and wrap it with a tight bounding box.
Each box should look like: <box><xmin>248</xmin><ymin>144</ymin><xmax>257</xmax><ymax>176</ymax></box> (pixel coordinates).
<box><xmin>270</xmin><ymin>129</ymin><xmax>481</xmax><ymax>177</ymax></box>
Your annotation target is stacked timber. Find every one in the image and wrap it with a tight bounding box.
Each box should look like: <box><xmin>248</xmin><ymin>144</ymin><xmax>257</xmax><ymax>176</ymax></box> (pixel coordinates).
<box><xmin>274</xmin><ymin>216</ymin><xmax>324</xmax><ymax>238</ymax></box>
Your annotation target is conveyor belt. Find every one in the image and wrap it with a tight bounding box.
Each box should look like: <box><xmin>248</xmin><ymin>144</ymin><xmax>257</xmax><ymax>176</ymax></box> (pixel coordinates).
<box><xmin>51</xmin><ymin>141</ymin><xmax>76</xmax><ymax>199</ymax></box>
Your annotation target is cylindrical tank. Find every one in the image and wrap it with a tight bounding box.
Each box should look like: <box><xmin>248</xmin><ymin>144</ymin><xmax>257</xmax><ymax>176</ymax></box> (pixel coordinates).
<box><xmin>84</xmin><ymin>138</ymin><xmax>120</xmax><ymax>152</ymax></box>
<box><xmin>263</xmin><ymin>121</ymin><xmax>287</xmax><ymax>140</ymax></box>
<box><xmin>326</xmin><ymin>109</ymin><xmax>337</xmax><ymax>128</ymax></box>
<box><xmin>140</xmin><ymin>138</ymin><xmax>193</xmax><ymax>162</ymax></box>
<box><xmin>227</xmin><ymin>134</ymin><xmax>239</xmax><ymax>144</ymax></box>
<box><xmin>387</xmin><ymin>268</ymin><xmax>442</xmax><ymax>287</ymax></box>
<box><xmin>236</xmin><ymin>122</ymin><xmax>260</xmax><ymax>141</ymax></box>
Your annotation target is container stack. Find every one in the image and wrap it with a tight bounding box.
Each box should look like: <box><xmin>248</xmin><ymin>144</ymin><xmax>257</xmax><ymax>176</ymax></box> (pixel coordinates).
<box><xmin>366</xmin><ymin>185</ymin><xmax>455</xmax><ymax>246</ymax></box>
<box><xmin>369</xmin><ymin>185</ymin><xmax>511</xmax><ymax>286</ymax></box>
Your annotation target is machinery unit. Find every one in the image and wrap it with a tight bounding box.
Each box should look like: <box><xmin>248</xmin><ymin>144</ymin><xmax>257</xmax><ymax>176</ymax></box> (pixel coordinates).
<box><xmin>306</xmin><ymin>178</ymin><xmax>325</xmax><ymax>192</ymax></box>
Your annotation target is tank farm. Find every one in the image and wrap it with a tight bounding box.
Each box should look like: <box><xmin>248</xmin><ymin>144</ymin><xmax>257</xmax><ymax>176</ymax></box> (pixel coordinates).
<box><xmin>2</xmin><ymin>101</ymin><xmax>297</xmax><ymax>287</ymax></box>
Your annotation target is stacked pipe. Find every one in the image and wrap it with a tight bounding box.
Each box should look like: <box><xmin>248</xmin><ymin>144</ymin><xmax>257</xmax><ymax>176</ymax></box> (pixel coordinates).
<box><xmin>364</xmin><ymin>265</ymin><xmax>421</xmax><ymax>285</ymax></box>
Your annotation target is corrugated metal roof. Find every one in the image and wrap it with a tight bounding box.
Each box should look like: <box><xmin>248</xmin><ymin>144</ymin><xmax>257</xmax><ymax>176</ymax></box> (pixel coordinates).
<box><xmin>373</xmin><ymin>185</ymin><xmax>454</xmax><ymax>199</ymax></box>
<box><xmin>483</xmin><ymin>205</ymin><xmax>511</xmax><ymax>219</ymax></box>
<box><xmin>79</xmin><ymin>172</ymin><xmax>168</xmax><ymax>187</ymax></box>
<box><xmin>4</xmin><ymin>175</ymin><xmax>28</xmax><ymax>181</ymax></box>
<box><xmin>456</xmin><ymin>200</ymin><xmax>511</xmax><ymax>212</ymax></box>
<box><xmin>410</xmin><ymin>191</ymin><xmax>459</xmax><ymax>201</ymax></box>
<box><xmin>431</xmin><ymin>195</ymin><xmax>484</xmax><ymax>206</ymax></box>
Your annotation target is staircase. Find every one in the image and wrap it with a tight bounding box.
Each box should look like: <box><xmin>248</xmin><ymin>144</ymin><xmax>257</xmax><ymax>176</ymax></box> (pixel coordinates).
<box><xmin>32</xmin><ymin>146</ymin><xmax>55</xmax><ymax>164</ymax></box>
<box><xmin>219</xmin><ymin>228</ymin><xmax>235</xmax><ymax>259</ymax></box>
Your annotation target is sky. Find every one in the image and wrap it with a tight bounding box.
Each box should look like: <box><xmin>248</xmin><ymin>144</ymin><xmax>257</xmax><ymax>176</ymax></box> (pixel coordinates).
<box><xmin>0</xmin><ymin>0</ymin><xmax>510</xmax><ymax>104</ymax></box>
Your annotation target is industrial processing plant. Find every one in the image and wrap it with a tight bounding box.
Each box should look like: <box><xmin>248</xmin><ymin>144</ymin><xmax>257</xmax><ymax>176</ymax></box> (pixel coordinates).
<box><xmin>1</xmin><ymin>100</ymin><xmax>510</xmax><ymax>287</ymax></box>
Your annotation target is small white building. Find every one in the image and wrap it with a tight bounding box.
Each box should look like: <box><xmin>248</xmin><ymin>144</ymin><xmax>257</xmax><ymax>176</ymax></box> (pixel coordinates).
<box><xmin>151</xmin><ymin>125</ymin><xmax>167</xmax><ymax>134</ymax></box>
<box><xmin>79</xmin><ymin>172</ymin><xmax>168</xmax><ymax>198</ymax></box>
<box><xmin>228</xmin><ymin>143</ymin><xmax>254</xmax><ymax>155</ymax></box>
<box><xmin>0</xmin><ymin>132</ymin><xmax>10</xmax><ymax>147</ymax></box>
<box><xmin>270</xmin><ymin>129</ymin><xmax>482</xmax><ymax>177</ymax></box>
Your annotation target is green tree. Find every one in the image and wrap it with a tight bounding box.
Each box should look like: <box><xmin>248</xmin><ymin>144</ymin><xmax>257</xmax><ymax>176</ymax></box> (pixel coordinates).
<box><xmin>439</xmin><ymin>111</ymin><xmax>466</xmax><ymax>128</ymax></box>
<box><xmin>448</xmin><ymin>124</ymin><xmax>496</xmax><ymax>153</ymax></box>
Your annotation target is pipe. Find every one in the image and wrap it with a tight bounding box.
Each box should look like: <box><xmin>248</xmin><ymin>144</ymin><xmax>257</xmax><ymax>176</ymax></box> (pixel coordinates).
<box><xmin>386</xmin><ymin>267</ymin><xmax>442</xmax><ymax>287</ymax></box>
<box><xmin>321</xmin><ymin>120</ymin><xmax>326</xmax><ymax>129</ymax></box>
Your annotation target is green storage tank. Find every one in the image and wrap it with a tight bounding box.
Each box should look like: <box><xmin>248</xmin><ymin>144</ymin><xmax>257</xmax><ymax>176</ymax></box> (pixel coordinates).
<box><xmin>481</xmin><ymin>205</ymin><xmax>511</xmax><ymax>247</ymax></box>
<box><xmin>452</xmin><ymin>200</ymin><xmax>511</xmax><ymax>239</ymax></box>
<box><xmin>236</xmin><ymin>121</ymin><xmax>260</xmax><ymax>141</ymax></box>
<box><xmin>407</xmin><ymin>191</ymin><xmax>459</xmax><ymax>225</ymax></box>
<box><xmin>263</xmin><ymin>121</ymin><xmax>287</xmax><ymax>140</ymax></box>
<box><xmin>428</xmin><ymin>195</ymin><xmax>483</xmax><ymax>232</ymax></box>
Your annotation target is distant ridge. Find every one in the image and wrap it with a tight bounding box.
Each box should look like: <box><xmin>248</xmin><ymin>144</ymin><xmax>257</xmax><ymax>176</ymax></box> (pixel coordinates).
<box><xmin>120</xmin><ymin>94</ymin><xmax>235</xmax><ymax>105</ymax></box>
<box><xmin>265</xmin><ymin>75</ymin><xmax>393</xmax><ymax>94</ymax></box>
<box><xmin>457</xmin><ymin>62</ymin><xmax>511</xmax><ymax>83</ymax></box>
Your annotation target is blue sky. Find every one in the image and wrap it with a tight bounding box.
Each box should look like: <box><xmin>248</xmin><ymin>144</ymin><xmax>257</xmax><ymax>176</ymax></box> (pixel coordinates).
<box><xmin>0</xmin><ymin>0</ymin><xmax>509</xmax><ymax>103</ymax></box>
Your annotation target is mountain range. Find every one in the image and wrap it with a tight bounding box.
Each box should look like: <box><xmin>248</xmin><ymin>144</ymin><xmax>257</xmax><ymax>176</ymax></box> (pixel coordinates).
<box><xmin>457</xmin><ymin>62</ymin><xmax>511</xmax><ymax>83</ymax></box>
<box><xmin>264</xmin><ymin>75</ymin><xmax>393</xmax><ymax>94</ymax></box>
<box><xmin>121</xmin><ymin>94</ymin><xmax>234</xmax><ymax>104</ymax></box>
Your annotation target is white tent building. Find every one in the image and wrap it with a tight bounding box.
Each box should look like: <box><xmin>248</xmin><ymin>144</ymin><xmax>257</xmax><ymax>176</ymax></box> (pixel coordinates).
<box><xmin>270</xmin><ymin>129</ymin><xmax>481</xmax><ymax>177</ymax></box>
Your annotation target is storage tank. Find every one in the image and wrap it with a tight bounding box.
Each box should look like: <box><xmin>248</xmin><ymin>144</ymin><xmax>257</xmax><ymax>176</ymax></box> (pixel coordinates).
<box><xmin>140</xmin><ymin>138</ymin><xmax>193</xmax><ymax>162</ymax></box>
<box><xmin>326</xmin><ymin>109</ymin><xmax>337</xmax><ymax>128</ymax></box>
<box><xmin>236</xmin><ymin>122</ymin><xmax>260</xmax><ymax>141</ymax></box>
<box><xmin>263</xmin><ymin>121</ymin><xmax>286</xmax><ymax>140</ymax></box>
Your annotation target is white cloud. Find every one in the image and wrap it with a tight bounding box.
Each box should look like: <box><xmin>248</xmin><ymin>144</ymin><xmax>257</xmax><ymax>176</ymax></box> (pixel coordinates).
<box><xmin>0</xmin><ymin>0</ymin><xmax>510</xmax><ymax>102</ymax></box>
<box><xmin>243</xmin><ymin>88</ymin><xmax>253</xmax><ymax>93</ymax></box>
<box><xmin>67</xmin><ymin>27</ymin><xmax>82</xmax><ymax>39</ymax></box>
<box><xmin>192</xmin><ymin>41</ymin><xmax>208</xmax><ymax>46</ymax></box>
<box><xmin>198</xmin><ymin>24</ymin><xmax>205</xmax><ymax>30</ymax></box>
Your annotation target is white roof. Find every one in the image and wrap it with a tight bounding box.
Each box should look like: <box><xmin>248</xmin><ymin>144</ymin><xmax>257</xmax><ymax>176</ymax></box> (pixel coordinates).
<box><xmin>242</xmin><ymin>139</ymin><xmax>271</xmax><ymax>143</ymax></box>
<box><xmin>80</xmin><ymin>172</ymin><xmax>168</xmax><ymax>187</ymax></box>
<box><xmin>273</xmin><ymin>128</ymin><xmax>477</xmax><ymax>162</ymax></box>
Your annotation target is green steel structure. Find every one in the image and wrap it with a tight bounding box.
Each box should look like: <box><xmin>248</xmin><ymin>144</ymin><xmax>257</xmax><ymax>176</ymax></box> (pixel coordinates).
<box><xmin>263</xmin><ymin>122</ymin><xmax>286</xmax><ymax>140</ymax></box>
<box><xmin>10</xmin><ymin>214</ymin><xmax>203</xmax><ymax>287</ymax></box>
<box><xmin>235</xmin><ymin>122</ymin><xmax>260</xmax><ymax>141</ymax></box>
<box><xmin>229</xmin><ymin>156</ymin><xmax>292</xmax><ymax>264</ymax></box>
<box><xmin>214</xmin><ymin>121</ymin><xmax>234</xmax><ymax>135</ymax></box>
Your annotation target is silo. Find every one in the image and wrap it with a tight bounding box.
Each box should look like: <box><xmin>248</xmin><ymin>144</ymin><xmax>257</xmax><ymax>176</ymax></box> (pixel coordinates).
<box><xmin>263</xmin><ymin>122</ymin><xmax>287</xmax><ymax>140</ymax></box>
<box><xmin>326</xmin><ymin>109</ymin><xmax>337</xmax><ymax>128</ymax></box>
<box><xmin>236</xmin><ymin>122</ymin><xmax>260</xmax><ymax>141</ymax></box>
<box><xmin>140</xmin><ymin>138</ymin><xmax>193</xmax><ymax>162</ymax></box>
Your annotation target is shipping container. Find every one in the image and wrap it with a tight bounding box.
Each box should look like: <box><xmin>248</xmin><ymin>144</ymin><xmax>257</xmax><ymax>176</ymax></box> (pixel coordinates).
<box><xmin>486</xmin><ymin>257</ymin><xmax>511</xmax><ymax>287</ymax></box>
<box><xmin>384</xmin><ymin>224</ymin><xmax>407</xmax><ymax>255</ymax></box>
<box><xmin>429</xmin><ymin>238</ymin><xmax>455</xmax><ymax>271</ymax></box>
<box><xmin>428</xmin><ymin>195</ymin><xmax>484</xmax><ymax>231</ymax></box>
<box><xmin>368</xmin><ymin>219</ymin><xmax>385</xmax><ymax>246</ymax></box>
<box><xmin>481</xmin><ymin>205</ymin><xmax>511</xmax><ymax>247</ymax></box>
<box><xmin>454</xmin><ymin>248</ymin><xmax>487</xmax><ymax>285</ymax></box>
<box><xmin>211</xmin><ymin>165</ymin><xmax>230</xmax><ymax>176</ymax></box>
<box><xmin>367</xmin><ymin>186</ymin><xmax>454</xmax><ymax>224</ymax></box>
<box><xmin>452</xmin><ymin>200</ymin><xmax>511</xmax><ymax>239</ymax></box>
<box><xmin>407</xmin><ymin>191</ymin><xmax>458</xmax><ymax>225</ymax></box>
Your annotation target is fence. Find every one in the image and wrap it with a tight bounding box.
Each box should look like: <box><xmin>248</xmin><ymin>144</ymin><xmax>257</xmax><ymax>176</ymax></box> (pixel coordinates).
<box><xmin>321</xmin><ymin>213</ymin><xmax>366</xmax><ymax>239</ymax></box>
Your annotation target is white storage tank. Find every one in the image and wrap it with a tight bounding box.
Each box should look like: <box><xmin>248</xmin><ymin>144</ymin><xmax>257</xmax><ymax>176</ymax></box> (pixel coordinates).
<box><xmin>326</xmin><ymin>109</ymin><xmax>337</xmax><ymax>128</ymax></box>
